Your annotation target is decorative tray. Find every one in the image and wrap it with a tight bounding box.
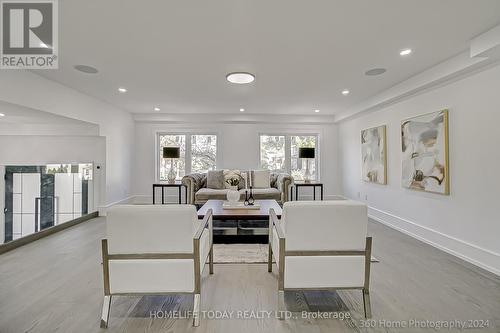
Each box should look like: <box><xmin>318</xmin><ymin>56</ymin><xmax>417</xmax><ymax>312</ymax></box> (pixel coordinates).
<box><xmin>222</xmin><ymin>201</ymin><xmax>261</xmax><ymax>210</ymax></box>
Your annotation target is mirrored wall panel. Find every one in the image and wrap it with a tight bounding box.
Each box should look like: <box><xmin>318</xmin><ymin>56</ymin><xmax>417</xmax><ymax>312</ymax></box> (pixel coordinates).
<box><xmin>3</xmin><ymin>163</ymin><xmax>94</xmax><ymax>243</ymax></box>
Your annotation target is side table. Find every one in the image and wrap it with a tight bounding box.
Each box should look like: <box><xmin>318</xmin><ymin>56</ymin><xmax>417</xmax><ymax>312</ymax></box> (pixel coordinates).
<box><xmin>290</xmin><ymin>181</ymin><xmax>324</xmax><ymax>201</ymax></box>
<box><xmin>153</xmin><ymin>183</ymin><xmax>187</xmax><ymax>204</ymax></box>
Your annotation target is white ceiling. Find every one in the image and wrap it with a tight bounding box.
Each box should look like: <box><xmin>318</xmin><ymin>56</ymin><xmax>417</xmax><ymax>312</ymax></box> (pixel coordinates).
<box><xmin>35</xmin><ymin>0</ymin><xmax>500</xmax><ymax>115</ymax></box>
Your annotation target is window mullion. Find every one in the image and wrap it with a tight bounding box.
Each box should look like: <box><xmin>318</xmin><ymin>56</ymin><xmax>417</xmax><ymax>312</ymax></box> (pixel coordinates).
<box><xmin>285</xmin><ymin>135</ymin><xmax>292</xmax><ymax>174</ymax></box>
<box><xmin>185</xmin><ymin>134</ymin><xmax>192</xmax><ymax>175</ymax></box>
<box><xmin>315</xmin><ymin>135</ymin><xmax>320</xmax><ymax>181</ymax></box>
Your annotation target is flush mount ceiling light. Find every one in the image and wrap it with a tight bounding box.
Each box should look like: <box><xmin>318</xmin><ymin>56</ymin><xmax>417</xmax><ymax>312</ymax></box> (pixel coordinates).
<box><xmin>400</xmin><ymin>48</ymin><xmax>412</xmax><ymax>56</ymax></box>
<box><xmin>226</xmin><ymin>72</ymin><xmax>255</xmax><ymax>84</ymax></box>
<box><xmin>74</xmin><ymin>64</ymin><xmax>98</xmax><ymax>74</ymax></box>
<box><xmin>365</xmin><ymin>68</ymin><xmax>387</xmax><ymax>76</ymax></box>
<box><xmin>154</xmin><ymin>107</ymin><xmax>161</xmax><ymax>111</ymax></box>
<box><xmin>0</xmin><ymin>113</ymin><xmax>5</xmax><ymax>117</ymax></box>
<box><xmin>341</xmin><ymin>89</ymin><xmax>350</xmax><ymax>95</ymax></box>
<box><xmin>240</xmin><ymin>108</ymin><xmax>245</xmax><ymax>112</ymax></box>
<box><xmin>118</xmin><ymin>87</ymin><xmax>127</xmax><ymax>93</ymax></box>
<box><xmin>314</xmin><ymin>109</ymin><xmax>320</xmax><ymax>113</ymax></box>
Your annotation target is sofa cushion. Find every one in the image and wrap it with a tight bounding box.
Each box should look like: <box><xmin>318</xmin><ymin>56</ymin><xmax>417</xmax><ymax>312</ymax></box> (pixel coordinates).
<box><xmin>207</xmin><ymin>170</ymin><xmax>224</xmax><ymax>189</ymax></box>
<box><xmin>239</xmin><ymin>188</ymin><xmax>280</xmax><ymax>200</ymax></box>
<box><xmin>195</xmin><ymin>188</ymin><xmax>231</xmax><ymax>201</ymax></box>
<box><xmin>252</xmin><ymin>170</ymin><xmax>271</xmax><ymax>188</ymax></box>
<box><xmin>270</xmin><ymin>172</ymin><xmax>279</xmax><ymax>189</ymax></box>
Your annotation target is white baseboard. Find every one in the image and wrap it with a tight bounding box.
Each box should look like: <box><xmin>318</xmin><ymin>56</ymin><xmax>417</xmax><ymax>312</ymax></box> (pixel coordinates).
<box><xmin>119</xmin><ymin>194</ymin><xmax>181</xmax><ymax>205</ymax></box>
<box><xmin>97</xmin><ymin>196</ymin><xmax>135</xmax><ymax>216</ymax></box>
<box><xmin>132</xmin><ymin>194</ymin><xmax>155</xmax><ymax>204</ymax></box>
<box><xmin>98</xmin><ymin>194</ymin><xmax>171</xmax><ymax>214</ymax></box>
<box><xmin>368</xmin><ymin>206</ymin><xmax>500</xmax><ymax>276</ymax></box>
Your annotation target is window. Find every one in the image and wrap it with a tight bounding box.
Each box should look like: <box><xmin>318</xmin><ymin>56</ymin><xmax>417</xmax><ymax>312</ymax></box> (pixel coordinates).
<box><xmin>191</xmin><ymin>135</ymin><xmax>217</xmax><ymax>173</ymax></box>
<box><xmin>158</xmin><ymin>133</ymin><xmax>217</xmax><ymax>181</ymax></box>
<box><xmin>259</xmin><ymin>134</ymin><xmax>319</xmax><ymax>180</ymax></box>
<box><xmin>291</xmin><ymin>135</ymin><xmax>317</xmax><ymax>181</ymax></box>
<box><xmin>260</xmin><ymin>135</ymin><xmax>286</xmax><ymax>171</ymax></box>
<box><xmin>158</xmin><ymin>134</ymin><xmax>186</xmax><ymax>180</ymax></box>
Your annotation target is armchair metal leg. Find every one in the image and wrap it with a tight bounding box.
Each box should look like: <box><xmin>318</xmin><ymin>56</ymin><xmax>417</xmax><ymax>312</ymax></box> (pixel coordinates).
<box><xmin>277</xmin><ymin>290</ymin><xmax>285</xmax><ymax>320</ymax></box>
<box><xmin>193</xmin><ymin>293</ymin><xmax>201</xmax><ymax>327</ymax></box>
<box><xmin>209</xmin><ymin>246</ymin><xmax>214</xmax><ymax>274</ymax></box>
<box><xmin>362</xmin><ymin>289</ymin><xmax>372</xmax><ymax>318</ymax></box>
<box><xmin>268</xmin><ymin>244</ymin><xmax>273</xmax><ymax>272</ymax></box>
<box><xmin>100</xmin><ymin>295</ymin><xmax>112</xmax><ymax>328</ymax></box>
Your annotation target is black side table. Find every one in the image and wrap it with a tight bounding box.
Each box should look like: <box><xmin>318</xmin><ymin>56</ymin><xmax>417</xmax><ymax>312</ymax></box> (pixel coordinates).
<box><xmin>153</xmin><ymin>183</ymin><xmax>187</xmax><ymax>204</ymax></box>
<box><xmin>290</xmin><ymin>181</ymin><xmax>324</xmax><ymax>201</ymax></box>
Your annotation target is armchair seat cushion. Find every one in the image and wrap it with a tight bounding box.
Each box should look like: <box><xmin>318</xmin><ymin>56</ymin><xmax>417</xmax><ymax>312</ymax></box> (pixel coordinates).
<box><xmin>284</xmin><ymin>256</ymin><xmax>365</xmax><ymax>289</ymax></box>
<box><xmin>109</xmin><ymin>259</ymin><xmax>195</xmax><ymax>294</ymax></box>
<box><xmin>239</xmin><ymin>188</ymin><xmax>280</xmax><ymax>200</ymax></box>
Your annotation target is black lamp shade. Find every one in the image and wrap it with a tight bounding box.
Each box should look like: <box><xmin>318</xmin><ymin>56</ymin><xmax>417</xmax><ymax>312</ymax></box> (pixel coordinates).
<box><xmin>163</xmin><ymin>147</ymin><xmax>180</xmax><ymax>159</ymax></box>
<box><xmin>299</xmin><ymin>147</ymin><xmax>315</xmax><ymax>159</ymax></box>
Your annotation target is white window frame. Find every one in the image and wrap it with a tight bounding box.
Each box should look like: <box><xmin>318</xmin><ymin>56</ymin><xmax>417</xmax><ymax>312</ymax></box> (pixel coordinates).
<box><xmin>258</xmin><ymin>133</ymin><xmax>321</xmax><ymax>180</ymax></box>
<box><xmin>156</xmin><ymin>132</ymin><xmax>220</xmax><ymax>182</ymax></box>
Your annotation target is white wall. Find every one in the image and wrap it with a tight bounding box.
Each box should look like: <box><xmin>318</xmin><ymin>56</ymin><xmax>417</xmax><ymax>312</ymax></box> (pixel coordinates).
<box><xmin>338</xmin><ymin>63</ymin><xmax>500</xmax><ymax>275</ymax></box>
<box><xmin>0</xmin><ymin>71</ymin><xmax>134</xmax><ymax>205</ymax></box>
<box><xmin>133</xmin><ymin>119</ymin><xmax>341</xmax><ymax>201</ymax></box>
<box><xmin>0</xmin><ymin>135</ymin><xmax>106</xmax><ymax>244</ymax></box>
<box><xmin>0</xmin><ymin>100</ymin><xmax>100</xmax><ymax>136</ymax></box>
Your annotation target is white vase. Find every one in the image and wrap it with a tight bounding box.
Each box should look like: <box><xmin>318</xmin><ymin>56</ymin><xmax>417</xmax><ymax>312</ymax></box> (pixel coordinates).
<box><xmin>226</xmin><ymin>189</ymin><xmax>240</xmax><ymax>204</ymax></box>
<box><xmin>167</xmin><ymin>159</ymin><xmax>176</xmax><ymax>184</ymax></box>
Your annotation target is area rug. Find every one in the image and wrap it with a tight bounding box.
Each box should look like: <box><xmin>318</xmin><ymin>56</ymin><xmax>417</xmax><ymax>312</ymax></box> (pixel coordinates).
<box><xmin>213</xmin><ymin>244</ymin><xmax>269</xmax><ymax>263</ymax></box>
<box><xmin>213</xmin><ymin>244</ymin><xmax>379</xmax><ymax>263</ymax></box>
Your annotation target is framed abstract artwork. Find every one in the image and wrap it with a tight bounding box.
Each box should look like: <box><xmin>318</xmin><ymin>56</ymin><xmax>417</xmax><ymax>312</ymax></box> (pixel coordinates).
<box><xmin>361</xmin><ymin>125</ymin><xmax>387</xmax><ymax>184</ymax></box>
<box><xmin>401</xmin><ymin>109</ymin><xmax>449</xmax><ymax>195</ymax></box>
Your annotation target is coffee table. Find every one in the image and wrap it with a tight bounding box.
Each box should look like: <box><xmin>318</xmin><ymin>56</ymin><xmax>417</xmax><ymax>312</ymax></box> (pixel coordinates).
<box><xmin>197</xmin><ymin>199</ymin><xmax>282</xmax><ymax>235</ymax></box>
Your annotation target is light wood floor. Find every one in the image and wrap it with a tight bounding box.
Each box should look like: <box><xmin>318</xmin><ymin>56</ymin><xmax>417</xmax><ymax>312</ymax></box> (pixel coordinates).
<box><xmin>0</xmin><ymin>217</ymin><xmax>499</xmax><ymax>333</ymax></box>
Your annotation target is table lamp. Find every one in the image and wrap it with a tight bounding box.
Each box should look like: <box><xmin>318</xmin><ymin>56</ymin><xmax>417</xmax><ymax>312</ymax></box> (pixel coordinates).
<box><xmin>163</xmin><ymin>147</ymin><xmax>180</xmax><ymax>184</ymax></box>
<box><xmin>299</xmin><ymin>147</ymin><xmax>315</xmax><ymax>183</ymax></box>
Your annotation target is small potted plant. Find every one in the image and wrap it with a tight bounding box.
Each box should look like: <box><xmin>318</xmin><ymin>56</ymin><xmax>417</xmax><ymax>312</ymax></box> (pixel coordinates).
<box><xmin>225</xmin><ymin>176</ymin><xmax>240</xmax><ymax>204</ymax></box>
<box><xmin>225</xmin><ymin>176</ymin><xmax>240</xmax><ymax>191</ymax></box>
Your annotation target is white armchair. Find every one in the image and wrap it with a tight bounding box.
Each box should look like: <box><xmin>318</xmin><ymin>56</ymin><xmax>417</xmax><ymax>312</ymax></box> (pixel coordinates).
<box><xmin>100</xmin><ymin>205</ymin><xmax>213</xmax><ymax>328</ymax></box>
<box><xmin>268</xmin><ymin>200</ymin><xmax>372</xmax><ymax>318</ymax></box>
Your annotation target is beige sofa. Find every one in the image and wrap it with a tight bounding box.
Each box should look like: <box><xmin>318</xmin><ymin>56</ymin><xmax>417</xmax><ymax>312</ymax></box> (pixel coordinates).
<box><xmin>182</xmin><ymin>171</ymin><xmax>293</xmax><ymax>205</ymax></box>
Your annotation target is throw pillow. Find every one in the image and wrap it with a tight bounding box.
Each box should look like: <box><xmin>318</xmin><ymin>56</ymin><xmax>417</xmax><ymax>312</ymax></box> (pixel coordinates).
<box><xmin>206</xmin><ymin>170</ymin><xmax>224</xmax><ymax>189</ymax></box>
<box><xmin>252</xmin><ymin>170</ymin><xmax>270</xmax><ymax>188</ymax></box>
<box><xmin>223</xmin><ymin>169</ymin><xmax>244</xmax><ymax>189</ymax></box>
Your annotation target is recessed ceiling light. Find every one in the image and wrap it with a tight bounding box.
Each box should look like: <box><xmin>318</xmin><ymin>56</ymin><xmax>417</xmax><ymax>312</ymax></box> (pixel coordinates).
<box><xmin>226</xmin><ymin>72</ymin><xmax>255</xmax><ymax>84</ymax></box>
<box><xmin>365</xmin><ymin>68</ymin><xmax>387</xmax><ymax>76</ymax></box>
<box><xmin>314</xmin><ymin>109</ymin><xmax>320</xmax><ymax>113</ymax></box>
<box><xmin>240</xmin><ymin>108</ymin><xmax>245</xmax><ymax>112</ymax></box>
<box><xmin>342</xmin><ymin>89</ymin><xmax>350</xmax><ymax>95</ymax></box>
<box><xmin>74</xmin><ymin>64</ymin><xmax>98</xmax><ymax>74</ymax></box>
<box><xmin>118</xmin><ymin>87</ymin><xmax>127</xmax><ymax>93</ymax></box>
<box><xmin>0</xmin><ymin>113</ymin><xmax>5</xmax><ymax>117</ymax></box>
<box><xmin>154</xmin><ymin>107</ymin><xmax>160</xmax><ymax>111</ymax></box>
<box><xmin>400</xmin><ymin>48</ymin><xmax>412</xmax><ymax>56</ymax></box>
